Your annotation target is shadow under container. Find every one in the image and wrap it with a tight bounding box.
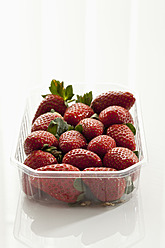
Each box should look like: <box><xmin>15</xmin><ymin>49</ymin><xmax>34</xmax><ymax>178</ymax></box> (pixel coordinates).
<box><xmin>11</xmin><ymin>83</ymin><xmax>147</xmax><ymax>207</ymax></box>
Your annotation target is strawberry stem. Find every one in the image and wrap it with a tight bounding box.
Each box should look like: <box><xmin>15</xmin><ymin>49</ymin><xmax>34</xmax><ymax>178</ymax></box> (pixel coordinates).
<box><xmin>50</xmin><ymin>109</ymin><xmax>55</xmax><ymax>113</ymax></box>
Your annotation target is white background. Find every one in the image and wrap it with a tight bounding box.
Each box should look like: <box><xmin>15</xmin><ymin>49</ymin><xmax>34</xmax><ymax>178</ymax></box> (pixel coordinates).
<box><xmin>0</xmin><ymin>0</ymin><xmax>165</xmax><ymax>247</ymax></box>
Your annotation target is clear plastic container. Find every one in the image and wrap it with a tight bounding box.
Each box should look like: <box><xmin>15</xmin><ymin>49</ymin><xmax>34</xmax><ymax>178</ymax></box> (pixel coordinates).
<box><xmin>10</xmin><ymin>83</ymin><xmax>147</xmax><ymax>207</ymax></box>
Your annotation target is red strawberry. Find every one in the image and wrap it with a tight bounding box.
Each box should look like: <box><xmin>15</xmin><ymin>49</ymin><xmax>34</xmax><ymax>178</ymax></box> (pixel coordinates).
<box><xmin>32</xmin><ymin>80</ymin><xmax>74</xmax><ymax>123</ymax></box>
<box><xmin>62</xmin><ymin>148</ymin><xmax>102</xmax><ymax>170</ymax></box>
<box><xmin>31</xmin><ymin>112</ymin><xmax>63</xmax><ymax>132</ymax></box>
<box><xmin>103</xmin><ymin>147</ymin><xmax>139</xmax><ymax>170</ymax></box>
<box><xmin>91</xmin><ymin>91</ymin><xmax>135</xmax><ymax>114</ymax></box>
<box><xmin>125</xmin><ymin>110</ymin><xmax>134</xmax><ymax>125</ymax></box>
<box><xmin>32</xmin><ymin>94</ymin><xmax>67</xmax><ymax>123</ymax></box>
<box><xmin>64</xmin><ymin>103</ymin><xmax>94</xmax><ymax>126</ymax></box>
<box><xmin>23</xmin><ymin>150</ymin><xmax>58</xmax><ymax>197</ymax></box>
<box><xmin>24</xmin><ymin>130</ymin><xmax>59</xmax><ymax>155</ymax></box>
<box><xmin>99</xmin><ymin>106</ymin><xmax>127</xmax><ymax>127</ymax></box>
<box><xmin>77</xmin><ymin>118</ymin><xmax>104</xmax><ymax>140</ymax></box>
<box><xmin>99</xmin><ymin>106</ymin><xmax>133</xmax><ymax>128</ymax></box>
<box><xmin>107</xmin><ymin>124</ymin><xmax>136</xmax><ymax>151</ymax></box>
<box><xmin>31</xmin><ymin>164</ymin><xmax>83</xmax><ymax>203</ymax></box>
<box><xmin>87</xmin><ymin>135</ymin><xmax>116</xmax><ymax>158</ymax></box>
<box><xmin>83</xmin><ymin>167</ymin><xmax>126</xmax><ymax>202</ymax></box>
<box><xmin>24</xmin><ymin>150</ymin><xmax>58</xmax><ymax>169</ymax></box>
<box><xmin>59</xmin><ymin>130</ymin><xmax>87</xmax><ymax>154</ymax></box>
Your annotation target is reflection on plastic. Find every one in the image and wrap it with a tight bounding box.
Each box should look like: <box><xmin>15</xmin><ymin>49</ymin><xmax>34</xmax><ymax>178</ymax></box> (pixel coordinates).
<box><xmin>14</xmin><ymin>190</ymin><xmax>145</xmax><ymax>248</ymax></box>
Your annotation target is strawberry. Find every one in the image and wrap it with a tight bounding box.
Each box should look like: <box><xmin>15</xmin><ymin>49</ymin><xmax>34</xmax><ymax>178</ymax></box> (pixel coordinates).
<box><xmin>77</xmin><ymin>118</ymin><xmax>104</xmax><ymax>141</ymax></box>
<box><xmin>91</xmin><ymin>90</ymin><xmax>135</xmax><ymax>114</ymax></box>
<box><xmin>99</xmin><ymin>105</ymin><xmax>133</xmax><ymax>128</ymax></box>
<box><xmin>31</xmin><ymin>112</ymin><xmax>63</xmax><ymax>132</ymax></box>
<box><xmin>22</xmin><ymin>149</ymin><xmax>59</xmax><ymax>197</ymax></box>
<box><xmin>24</xmin><ymin>130</ymin><xmax>59</xmax><ymax>155</ymax></box>
<box><xmin>32</xmin><ymin>80</ymin><xmax>74</xmax><ymax>123</ymax></box>
<box><xmin>103</xmin><ymin>147</ymin><xmax>139</xmax><ymax>170</ymax></box>
<box><xmin>59</xmin><ymin>130</ymin><xmax>87</xmax><ymax>153</ymax></box>
<box><xmin>87</xmin><ymin>135</ymin><xmax>116</xmax><ymax>158</ymax></box>
<box><xmin>31</xmin><ymin>164</ymin><xmax>83</xmax><ymax>203</ymax></box>
<box><xmin>32</xmin><ymin>94</ymin><xmax>67</xmax><ymax>123</ymax></box>
<box><xmin>107</xmin><ymin>124</ymin><xmax>136</xmax><ymax>151</ymax></box>
<box><xmin>62</xmin><ymin>148</ymin><xmax>102</xmax><ymax>170</ymax></box>
<box><xmin>64</xmin><ymin>103</ymin><xmax>94</xmax><ymax>126</ymax></box>
<box><xmin>83</xmin><ymin>167</ymin><xmax>126</xmax><ymax>202</ymax></box>
<box><xmin>125</xmin><ymin>109</ymin><xmax>134</xmax><ymax>125</ymax></box>
<box><xmin>24</xmin><ymin>150</ymin><xmax>58</xmax><ymax>169</ymax></box>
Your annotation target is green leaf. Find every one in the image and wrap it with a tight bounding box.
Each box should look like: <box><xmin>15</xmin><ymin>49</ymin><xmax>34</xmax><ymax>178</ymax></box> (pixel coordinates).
<box><xmin>41</xmin><ymin>144</ymin><xmax>51</xmax><ymax>150</ymax></box>
<box><xmin>47</xmin><ymin>120</ymin><xmax>58</xmax><ymax>136</ymax></box>
<box><xmin>76</xmin><ymin>91</ymin><xmax>93</xmax><ymax>106</ymax></box>
<box><xmin>133</xmin><ymin>150</ymin><xmax>139</xmax><ymax>158</ymax></box>
<box><xmin>76</xmin><ymin>193</ymin><xmax>85</xmax><ymax>201</ymax></box>
<box><xmin>49</xmin><ymin>80</ymin><xmax>74</xmax><ymax>103</ymax></box>
<box><xmin>64</xmin><ymin>85</ymin><xmax>74</xmax><ymax>101</ymax></box>
<box><xmin>47</xmin><ymin>117</ymin><xmax>84</xmax><ymax>140</ymax></box>
<box><xmin>49</xmin><ymin>80</ymin><xmax>61</xmax><ymax>95</ymax></box>
<box><xmin>57</xmin><ymin>81</ymin><xmax>64</xmax><ymax>98</ymax></box>
<box><xmin>42</xmin><ymin>94</ymin><xmax>50</xmax><ymax>98</ymax></box>
<box><xmin>90</xmin><ymin>113</ymin><xmax>99</xmax><ymax>120</ymax></box>
<box><xmin>125</xmin><ymin>123</ymin><xmax>136</xmax><ymax>135</ymax></box>
<box><xmin>47</xmin><ymin>117</ymin><xmax>71</xmax><ymax>138</ymax></box>
<box><xmin>68</xmin><ymin>193</ymin><xmax>86</xmax><ymax>207</ymax></box>
<box><xmin>75</xmin><ymin>124</ymin><xmax>83</xmax><ymax>133</ymax></box>
<box><xmin>41</xmin><ymin>144</ymin><xmax>63</xmax><ymax>163</ymax></box>
<box><xmin>73</xmin><ymin>178</ymin><xmax>84</xmax><ymax>192</ymax></box>
<box><xmin>67</xmin><ymin>125</ymin><xmax>75</xmax><ymax>131</ymax></box>
<box><xmin>125</xmin><ymin>182</ymin><xmax>135</xmax><ymax>194</ymax></box>
<box><xmin>55</xmin><ymin>118</ymin><xmax>69</xmax><ymax>136</ymax></box>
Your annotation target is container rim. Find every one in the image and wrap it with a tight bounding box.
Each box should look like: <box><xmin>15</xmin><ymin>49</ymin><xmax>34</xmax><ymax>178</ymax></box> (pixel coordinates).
<box><xmin>10</xmin><ymin>155</ymin><xmax>146</xmax><ymax>178</ymax></box>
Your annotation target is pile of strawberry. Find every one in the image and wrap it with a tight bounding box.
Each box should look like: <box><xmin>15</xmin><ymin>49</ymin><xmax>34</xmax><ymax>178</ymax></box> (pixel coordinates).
<box><xmin>22</xmin><ymin>79</ymin><xmax>139</xmax><ymax>205</ymax></box>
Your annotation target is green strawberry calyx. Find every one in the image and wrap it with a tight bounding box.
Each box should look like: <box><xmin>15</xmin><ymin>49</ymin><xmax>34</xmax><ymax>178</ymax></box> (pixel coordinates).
<box><xmin>125</xmin><ymin>123</ymin><xmax>136</xmax><ymax>135</ymax></box>
<box><xmin>67</xmin><ymin>179</ymin><xmax>86</xmax><ymax>207</ymax></box>
<box><xmin>47</xmin><ymin>117</ymin><xmax>83</xmax><ymax>139</ymax></box>
<box><xmin>68</xmin><ymin>178</ymin><xmax>94</xmax><ymax>207</ymax></box>
<box><xmin>90</xmin><ymin>113</ymin><xmax>99</xmax><ymax>120</ymax></box>
<box><xmin>76</xmin><ymin>91</ymin><xmax>93</xmax><ymax>106</ymax></box>
<box><xmin>133</xmin><ymin>150</ymin><xmax>139</xmax><ymax>158</ymax></box>
<box><xmin>47</xmin><ymin>117</ymin><xmax>70</xmax><ymax>139</ymax></box>
<box><xmin>73</xmin><ymin>178</ymin><xmax>85</xmax><ymax>192</ymax></box>
<box><xmin>74</xmin><ymin>124</ymin><xmax>83</xmax><ymax>133</ymax></box>
<box><xmin>41</xmin><ymin>144</ymin><xmax>63</xmax><ymax>163</ymax></box>
<box><xmin>42</xmin><ymin>79</ymin><xmax>75</xmax><ymax>106</ymax></box>
<box><xmin>50</xmin><ymin>109</ymin><xmax>56</xmax><ymax>113</ymax></box>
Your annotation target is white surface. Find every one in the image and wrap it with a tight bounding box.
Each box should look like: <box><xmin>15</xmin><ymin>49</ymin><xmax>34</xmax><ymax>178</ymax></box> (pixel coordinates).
<box><xmin>0</xmin><ymin>0</ymin><xmax>165</xmax><ymax>247</ymax></box>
